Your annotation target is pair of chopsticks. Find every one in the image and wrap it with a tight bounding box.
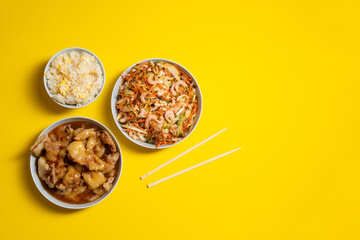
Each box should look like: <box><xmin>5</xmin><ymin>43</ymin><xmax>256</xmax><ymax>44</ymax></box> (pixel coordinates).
<box><xmin>141</xmin><ymin>128</ymin><xmax>241</xmax><ymax>187</ymax></box>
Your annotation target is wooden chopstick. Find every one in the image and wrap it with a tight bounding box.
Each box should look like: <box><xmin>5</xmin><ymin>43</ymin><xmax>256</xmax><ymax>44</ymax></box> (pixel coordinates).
<box><xmin>147</xmin><ymin>147</ymin><xmax>241</xmax><ymax>188</ymax></box>
<box><xmin>140</xmin><ymin>128</ymin><xmax>228</xmax><ymax>180</ymax></box>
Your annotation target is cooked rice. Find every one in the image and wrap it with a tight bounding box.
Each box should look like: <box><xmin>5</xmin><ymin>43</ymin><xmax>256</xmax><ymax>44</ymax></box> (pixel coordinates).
<box><xmin>45</xmin><ymin>51</ymin><xmax>103</xmax><ymax>106</ymax></box>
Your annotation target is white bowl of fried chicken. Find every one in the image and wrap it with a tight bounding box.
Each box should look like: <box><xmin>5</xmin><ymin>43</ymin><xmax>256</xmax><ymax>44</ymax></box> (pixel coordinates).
<box><xmin>30</xmin><ymin>117</ymin><xmax>122</xmax><ymax>209</ymax></box>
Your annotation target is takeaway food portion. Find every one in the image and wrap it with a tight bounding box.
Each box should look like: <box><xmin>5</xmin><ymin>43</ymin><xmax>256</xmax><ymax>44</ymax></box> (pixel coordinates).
<box><xmin>115</xmin><ymin>61</ymin><xmax>199</xmax><ymax>148</ymax></box>
<box><xmin>45</xmin><ymin>50</ymin><xmax>104</xmax><ymax>106</ymax></box>
<box><xmin>31</xmin><ymin>49</ymin><xmax>204</xmax><ymax>206</ymax></box>
<box><xmin>30</xmin><ymin>122</ymin><xmax>120</xmax><ymax>204</ymax></box>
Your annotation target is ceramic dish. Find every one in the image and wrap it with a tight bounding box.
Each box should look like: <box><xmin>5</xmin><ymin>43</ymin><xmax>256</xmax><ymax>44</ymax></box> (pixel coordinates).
<box><xmin>30</xmin><ymin>117</ymin><xmax>122</xmax><ymax>209</ymax></box>
<box><xmin>44</xmin><ymin>47</ymin><xmax>105</xmax><ymax>108</ymax></box>
<box><xmin>111</xmin><ymin>58</ymin><xmax>202</xmax><ymax>149</ymax></box>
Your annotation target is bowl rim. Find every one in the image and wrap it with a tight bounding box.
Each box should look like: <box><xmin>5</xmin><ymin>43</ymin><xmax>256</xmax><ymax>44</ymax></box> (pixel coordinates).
<box><xmin>30</xmin><ymin>116</ymin><xmax>123</xmax><ymax>209</ymax></box>
<box><xmin>43</xmin><ymin>47</ymin><xmax>106</xmax><ymax>109</ymax></box>
<box><xmin>111</xmin><ymin>58</ymin><xmax>203</xmax><ymax>149</ymax></box>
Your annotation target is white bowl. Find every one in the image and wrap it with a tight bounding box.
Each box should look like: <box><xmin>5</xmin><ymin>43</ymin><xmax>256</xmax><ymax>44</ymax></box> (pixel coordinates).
<box><xmin>111</xmin><ymin>58</ymin><xmax>202</xmax><ymax>149</ymax></box>
<box><xmin>30</xmin><ymin>117</ymin><xmax>123</xmax><ymax>209</ymax></box>
<box><xmin>44</xmin><ymin>47</ymin><xmax>106</xmax><ymax>108</ymax></box>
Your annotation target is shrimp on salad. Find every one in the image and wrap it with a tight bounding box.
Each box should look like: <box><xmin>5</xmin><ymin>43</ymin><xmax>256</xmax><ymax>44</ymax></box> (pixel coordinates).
<box><xmin>116</xmin><ymin>61</ymin><xmax>198</xmax><ymax>148</ymax></box>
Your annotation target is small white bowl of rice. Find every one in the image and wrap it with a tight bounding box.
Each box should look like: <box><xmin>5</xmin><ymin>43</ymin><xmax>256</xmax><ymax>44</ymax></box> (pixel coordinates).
<box><xmin>44</xmin><ymin>47</ymin><xmax>105</xmax><ymax>108</ymax></box>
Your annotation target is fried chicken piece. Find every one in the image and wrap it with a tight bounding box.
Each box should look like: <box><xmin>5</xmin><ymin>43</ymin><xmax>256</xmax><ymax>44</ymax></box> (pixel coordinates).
<box><xmin>50</xmin><ymin>124</ymin><xmax>74</xmax><ymax>147</ymax></box>
<box><xmin>74</xmin><ymin>128</ymin><xmax>97</xmax><ymax>141</ymax></box>
<box><xmin>66</xmin><ymin>141</ymin><xmax>87</xmax><ymax>165</ymax></box>
<box><xmin>30</xmin><ymin>134</ymin><xmax>49</xmax><ymax>157</ymax></box>
<box><xmin>67</xmin><ymin>141</ymin><xmax>106</xmax><ymax>171</ymax></box>
<box><xmin>103</xmin><ymin>176</ymin><xmax>115</xmax><ymax>191</ymax></box>
<box><xmin>82</xmin><ymin>171</ymin><xmax>106</xmax><ymax>189</ymax></box>
<box><xmin>63</xmin><ymin>166</ymin><xmax>81</xmax><ymax>187</ymax></box>
<box><xmin>86</xmin><ymin>136</ymin><xmax>106</xmax><ymax>158</ymax></box>
<box><xmin>100</xmin><ymin>130</ymin><xmax>117</xmax><ymax>152</ymax></box>
<box><xmin>57</xmin><ymin>166</ymin><xmax>86</xmax><ymax>198</ymax></box>
<box><xmin>86</xmin><ymin>136</ymin><xmax>97</xmax><ymax>149</ymax></box>
<box><xmin>94</xmin><ymin>143</ymin><xmax>106</xmax><ymax>158</ymax></box>
<box><xmin>55</xmin><ymin>158</ymin><xmax>67</xmax><ymax>180</ymax></box>
<box><xmin>85</xmin><ymin>153</ymin><xmax>106</xmax><ymax>171</ymax></box>
<box><xmin>44</xmin><ymin>140</ymin><xmax>61</xmax><ymax>162</ymax></box>
<box><xmin>38</xmin><ymin>156</ymin><xmax>56</xmax><ymax>188</ymax></box>
<box><xmin>38</xmin><ymin>156</ymin><xmax>50</xmax><ymax>181</ymax></box>
<box><xmin>73</xmin><ymin>127</ymin><xmax>84</xmax><ymax>136</ymax></box>
<box><xmin>102</xmin><ymin>152</ymin><xmax>120</xmax><ymax>173</ymax></box>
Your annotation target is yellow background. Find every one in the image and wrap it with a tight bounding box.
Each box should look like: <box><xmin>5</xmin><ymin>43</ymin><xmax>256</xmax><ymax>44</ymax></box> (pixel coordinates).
<box><xmin>1</xmin><ymin>0</ymin><xmax>359</xmax><ymax>239</ymax></box>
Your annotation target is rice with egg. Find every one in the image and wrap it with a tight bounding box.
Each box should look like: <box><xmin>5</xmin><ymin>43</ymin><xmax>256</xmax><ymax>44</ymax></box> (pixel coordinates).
<box><xmin>45</xmin><ymin>51</ymin><xmax>103</xmax><ymax>106</ymax></box>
